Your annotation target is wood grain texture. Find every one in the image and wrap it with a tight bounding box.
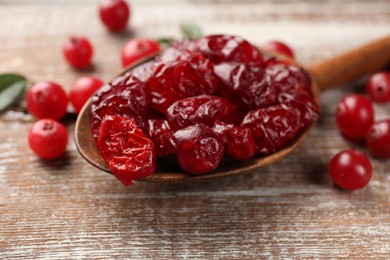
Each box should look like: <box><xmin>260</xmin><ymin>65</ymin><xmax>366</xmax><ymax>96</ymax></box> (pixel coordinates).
<box><xmin>1</xmin><ymin>0</ymin><xmax>390</xmax><ymax>259</ymax></box>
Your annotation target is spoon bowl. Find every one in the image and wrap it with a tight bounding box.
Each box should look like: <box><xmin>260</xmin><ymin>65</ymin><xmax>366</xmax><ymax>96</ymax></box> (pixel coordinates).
<box><xmin>75</xmin><ymin>36</ymin><xmax>390</xmax><ymax>183</ymax></box>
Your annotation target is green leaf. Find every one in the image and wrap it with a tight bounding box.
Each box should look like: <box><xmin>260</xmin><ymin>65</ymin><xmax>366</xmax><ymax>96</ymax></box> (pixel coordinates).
<box><xmin>180</xmin><ymin>22</ymin><xmax>202</xmax><ymax>40</ymax></box>
<box><xmin>0</xmin><ymin>73</ymin><xmax>27</xmax><ymax>112</ymax></box>
<box><xmin>156</xmin><ymin>37</ymin><xmax>174</xmax><ymax>49</ymax></box>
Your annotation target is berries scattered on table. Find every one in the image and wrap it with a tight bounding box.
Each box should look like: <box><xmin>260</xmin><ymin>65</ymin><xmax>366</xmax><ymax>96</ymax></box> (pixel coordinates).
<box><xmin>366</xmin><ymin>72</ymin><xmax>390</xmax><ymax>104</ymax></box>
<box><xmin>335</xmin><ymin>94</ymin><xmax>374</xmax><ymax>140</ymax></box>
<box><xmin>70</xmin><ymin>76</ymin><xmax>104</xmax><ymax>114</ymax></box>
<box><xmin>91</xmin><ymin>34</ymin><xmax>319</xmax><ymax>184</ymax></box>
<box><xmin>329</xmin><ymin>149</ymin><xmax>372</xmax><ymax>190</ymax></box>
<box><xmin>262</xmin><ymin>40</ymin><xmax>295</xmax><ymax>59</ymax></box>
<box><xmin>63</xmin><ymin>36</ymin><xmax>93</xmax><ymax>69</ymax></box>
<box><xmin>28</xmin><ymin>119</ymin><xmax>68</xmax><ymax>159</ymax></box>
<box><xmin>99</xmin><ymin>0</ymin><xmax>130</xmax><ymax>32</ymax></box>
<box><xmin>26</xmin><ymin>81</ymin><xmax>68</xmax><ymax>120</ymax></box>
<box><xmin>367</xmin><ymin>120</ymin><xmax>390</xmax><ymax>159</ymax></box>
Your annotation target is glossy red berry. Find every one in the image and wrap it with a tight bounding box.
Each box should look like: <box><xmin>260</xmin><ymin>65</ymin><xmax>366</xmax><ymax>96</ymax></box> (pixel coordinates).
<box><xmin>63</xmin><ymin>36</ymin><xmax>93</xmax><ymax>69</ymax></box>
<box><xmin>365</xmin><ymin>72</ymin><xmax>390</xmax><ymax>103</ymax></box>
<box><xmin>329</xmin><ymin>149</ymin><xmax>372</xmax><ymax>190</ymax></box>
<box><xmin>99</xmin><ymin>0</ymin><xmax>130</xmax><ymax>32</ymax></box>
<box><xmin>335</xmin><ymin>94</ymin><xmax>374</xmax><ymax>140</ymax></box>
<box><xmin>70</xmin><ymin>76</ymin><xmax>104</xmax><ymax>114</ymax></box>
<box><xmin>26</xmin><ymin>81</ymin><xmax>68</xmax><ymax>120</ymax></box>
<box><xmin>121</xmin><ymin>38</ymin><xmax>160</xmax><ymax>68</ymax></box>
<box><xmin>262</xmin><ymin>40</ymin><xmax>295</xmax><ymax>59</ymax></box>
<box><xmin>367</xmin><ymin>120</ymin><xmax>390</xmax><ymax>159</ymax></box>
<box><xmin>28</xmin><ymin>119</ymin><xmax>68</xmax><ymax>159</ymax></box>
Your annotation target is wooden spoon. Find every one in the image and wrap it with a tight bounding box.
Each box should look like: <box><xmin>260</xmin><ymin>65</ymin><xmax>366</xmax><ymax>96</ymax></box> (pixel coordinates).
<box><xmin>75</xmin><ymin>35</ymin><xmax>390</xmax><ymax>183</ymax></box>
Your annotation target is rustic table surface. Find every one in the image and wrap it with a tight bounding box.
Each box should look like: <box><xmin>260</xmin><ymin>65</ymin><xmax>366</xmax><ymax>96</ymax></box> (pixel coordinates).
<box><xmin>1</xmin><ymin>0</ymin><xmax>390</xmax><ymax>259</ymax></box>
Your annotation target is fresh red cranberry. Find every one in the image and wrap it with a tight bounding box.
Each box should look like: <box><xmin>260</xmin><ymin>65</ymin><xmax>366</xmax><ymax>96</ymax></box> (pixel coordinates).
<box><xmin>166</xmin><ymin>95</ymin><xmax>236</xmax><ymax>130</ymax></box>
<box><xmin>213</xmin><ymin>120</ymin><xmax>256</xmax><ymax>161</ymax></box>
<box><xmin>215</xmin><ymin>62</ymin><xmax>276</xmax><ymax>109</ymax></box>
<box><xmin>365</xmin><ymin>72</ymin><xmax>390</xmax><ymax>104</ymax></box>
<box><xmin>70</xmin><ymin>76</ymin><xmax>104</xmax><ymax>114</ymax></box>
<box><xmin>148</xmin><ymin>60</ymin><xmax>217</xmax><ymax>113</ymax></box>
<box><xmin>97</xmin><ymin>116</ymin><xmax>155</xmax><ymax>186</ymax></box>
<box><xmin>262</xmin><ymin>40</ymin><xmax>295</xmax><ymax>59</ymax></box>
<box><xmin>62</xmin><ymin>36</ymin><xmax>93</xmax><ymax>69</ymax></box>
<box><xmin>99</xmin><ymin>0</ymin><xmax>130</xmax><ymax>32</ymax></box>
<box><xmin>28</xmin><ymin>119</ymin><xmax>68</xmax><ymax>159</ymax></box>
<box><xmin>198</xmin><ymin>34</ymin><xmax>263</xmax><ymax>65</ymax></box>
<box><xmin>91</xmin><ymin>73</ymin><xmax>149</xmax><ymax>140</ymax></box>
<box><xmin>148</xmin><ymin>119</ymin><xmax>176</xmax><ymax>156</ymax></box>
<box><xmin>336</xmin><ymin>94</ymin><xmax>374</xmax><ymax>140</ymax></box>
<box><xmin>329</xmin><ymin>149</ymin><xmax>372</xmax><ymax>190</ymax></box>
<box><xmin>121</xmin><ymin>38</ymin><xmax>160</xmax><ymax>68</ymax></box>
<box><xmin>367</xmin><ymin>120</ymin><xmax>390</xmax><ymax>159</ymax></box>
<box><xmin>174</xmin><ymin>124</ymin><xmax>224</xmax><ymax>174</ymax></box>
<box><xmin>26</xmin><ymin>81</ymin><xmax>68</xmax><ymax>120</ymax></box>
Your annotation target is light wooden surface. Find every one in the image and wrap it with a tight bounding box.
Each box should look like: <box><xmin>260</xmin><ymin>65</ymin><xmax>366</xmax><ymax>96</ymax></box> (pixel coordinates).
<box><xmin>1</xmin><ymin>0</ymin><xmax>390</xmax><ymax>259</ymax></box>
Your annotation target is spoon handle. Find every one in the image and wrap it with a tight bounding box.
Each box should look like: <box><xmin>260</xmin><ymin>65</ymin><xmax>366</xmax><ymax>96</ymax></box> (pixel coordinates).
<box><xmin>308</xmin><ymin>35</ymin><xmax>390</xmax><ymax>92</ymax></box>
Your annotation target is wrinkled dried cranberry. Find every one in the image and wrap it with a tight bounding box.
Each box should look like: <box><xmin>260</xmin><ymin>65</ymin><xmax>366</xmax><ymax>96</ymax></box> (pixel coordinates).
<box><xmin>148</xmin><ymin>119</ymin><xmax>176</xmax><ymax>156</ymax></box>
<box><xmin>158</xmin><ymin>39</ymin><xmax>199</xmax><ymax>62</ymax></box>
<box><xmin>131</xmin><ymin>61</ymin><xmax>155</xmax><ymax>82</ymax></box>
<box><xmin>198</xmin><ymin>35</ymin><xmax>263</xmax><ymax>65</ymax></box>
<box><xmin>91</xmin><ymin>74</ymin><xmax>149</xmax><ymax>140</ymax></box>
<box><xmin>215</xmin><ymin>62</ymin><xmax>277</xmax><ymax>109</ymax></box>
<box><xmin>174</xmin><ymin>124</ymin><xmax>224</xmax><ymax>174</ymax></box>
<box><xmin>241</xmin><ymin>104</ymin><xmax>300</xmax><ymax>154</ymax></box>
<box><xmin>266</xmin><ymin>63</ymin><xmax>313</xmax><ymax>96</ymax></box>
<box><xmin>213</xmin><ymin>120</ymin><xmax>256</xmax><ymax>161</ymax></box>
<box><xmin>148</xmin><ymin>60</ymin><xmax>218</xmax><ymax>113</ymax></box>
<box><xmin>167</xmin><ymin>95</ymin><xmax>236</xmax><ymax>130</ymax></box>
<box><xmin>97</xmin><ymin>116</ymin><xmax>156</xmax><ymax>186</ymax></box>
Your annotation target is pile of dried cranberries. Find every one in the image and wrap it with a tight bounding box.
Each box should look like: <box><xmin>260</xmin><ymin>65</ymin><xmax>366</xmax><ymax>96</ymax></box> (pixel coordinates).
<box><xmin>90</xmin><ymin>34</ymin><xmax>320</xmax><ymax>185</ymax></box>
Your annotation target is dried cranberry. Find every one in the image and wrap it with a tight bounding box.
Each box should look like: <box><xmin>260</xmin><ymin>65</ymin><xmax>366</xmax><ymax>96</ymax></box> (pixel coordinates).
<box><xmin>241</xmin><ymin>104</ymin><xmax>300</xmax><ymax>154</ymax></box>
<box><xmin>129</xmin><ymin>61</ymin><xmax>155</xmax><ymax>82</ymax></box>
<box><xmin>148</xmin><ymin>119</ymin><xmax>176</xmax><ymax>156</ymax></box>
<box><xmin>91</xmin><ymin>74</ymin><xmax>149</xmax><ymax>140</ymax></box>
<box><xmin>213</xmin><ymin>120</ymin><xmax>256</xmax><ymax>161</ymax></box>
<box><xmin>198</xmin><ymin>34</ymin><xmax>263</xmax><ymax>65</ymax></box>
<box><xmin>174</xmin><ymin>124</ymin><xmax>224</xmax><ymax>174</ymax></box>
<box><xmin>266</xmin><ymin>63</ymin><xmax>313</xmax><ymax>96</ymax></box>
<box><xmin>97</xmin><ymin>116</ymin><xmax>155</xmax><ymax>186</ymax></box>
<box><xmin>148</xmin><ymin>60</ymin><xmax>217</xmax><ymax>113</ymax></box>
<box><xmin>215</xmin><ymin>62</ymin><xmax>277</xmax><ymax>109</ymax></box>
<box><xmin>167</xmin><ymin>95</ymin><xmax>236</xmax><ymax>130</ymax></box>
<box><xmin>158</xmin><ymin>39</ymin><xmax>199</xmax><ymax>62</ymax></box>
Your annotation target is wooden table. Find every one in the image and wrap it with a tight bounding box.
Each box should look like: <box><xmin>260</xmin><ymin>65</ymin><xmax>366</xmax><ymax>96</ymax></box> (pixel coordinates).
<box><xmin>1</xmin><ymin>0</ymin><xmax>390</xmax><ymax>258</ymax></box>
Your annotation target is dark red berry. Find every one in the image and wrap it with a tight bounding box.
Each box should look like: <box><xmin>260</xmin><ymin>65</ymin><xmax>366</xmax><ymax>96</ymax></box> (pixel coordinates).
<box><xmin>329</xmin><ymin>149</ymin><xmax>372</xmax><ymax>190</ymax></box>
<box><xmin>167</xmin><ymin>95</ymin><xmax>236</xmax><ymax>130</ymax></box>
<box><xmin>213</xmin><ymin>120</ymin><xmax>256</xmax><ymax>161</ymax></box>
<box><xmin>241</xmin><ymin>104</ymin><xmax>300</xmax><ymax>154</ymax></box>
<box><xmin>28</xmin><ymin>119</ymin><xmax>68</xmax><ymax>159</ymax></box>
<box><xmin>215</xmin><ymin>62</ymin><xmax>276</xmax><ymax>109</ymax></box>
<box><xmin>148</xmin><ymin>60</ymin><xmax>217</xmax><ymax>113</ymax></box>
<box><xmin>366</xmin><ymin>72</ymin><xmax>390</xmax><ymax>103</ymax></box>
<box><xmin>62</xmin><ymin>36</ymin><xmax>93</xmax><ymax>69</ymax></box>
<box><xmin>266</xmin><ymin>63</ymin><xmax>313</xmax><ymax>96</ymax></box>
<box><xmin>336</xmin><ymin>94</ymin><xmax>374</xmax><ymax>140</ymax></box>
<box><xmin>367</xmin><ymin>120</ymin><xmax>390</xmax><ymax>159</ymax></box>
<box><xmin>99</xmin><ymin>0</ymin><xmax>130</xmax><ymax>32</ymax></box>
<box><xmin>121</xmin><ymin>38</ymin><xmax>160</xmax><ymax>68</ymax></box>
<box><xmin>97</xmin><ymin>115</ymin><xmax>155</xmax><ymax>186</ymax></box>
<box><xmin>70</xmin><ymin>76</ymin><xmax>104</xmax><ymax>114</ymax></box>
<box><xmin>91</xmin><ymin>74</ymin><xmax>149</xmax><ymax>140</ymax></box>
<box><xmin>26</xmin><ymin>81</ymin><xmax>68</xmax><ymax>120</ymax></box>
<box><xmin>174</xmin><ymin>124</ymin><xmax>224</xmax><ymax>174</ymax></box>
<box><xmin>158</xmin><ymin>39</ymin><xmax>199</xmax><ymax>63</ymax></box>
<box><xmin>148</xmin><ymin>119</ymin><xmax>176</xmax><ymax>156</ymax></box>
<box><xmin>262</xmin><ymin>40</ymin><xmax>295</xmax><ymax>59</ymax></box>
<box><xmin>198</xmin><ymin>34</ymin><xmax>263</xmax><ymax>65</ymax></box>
